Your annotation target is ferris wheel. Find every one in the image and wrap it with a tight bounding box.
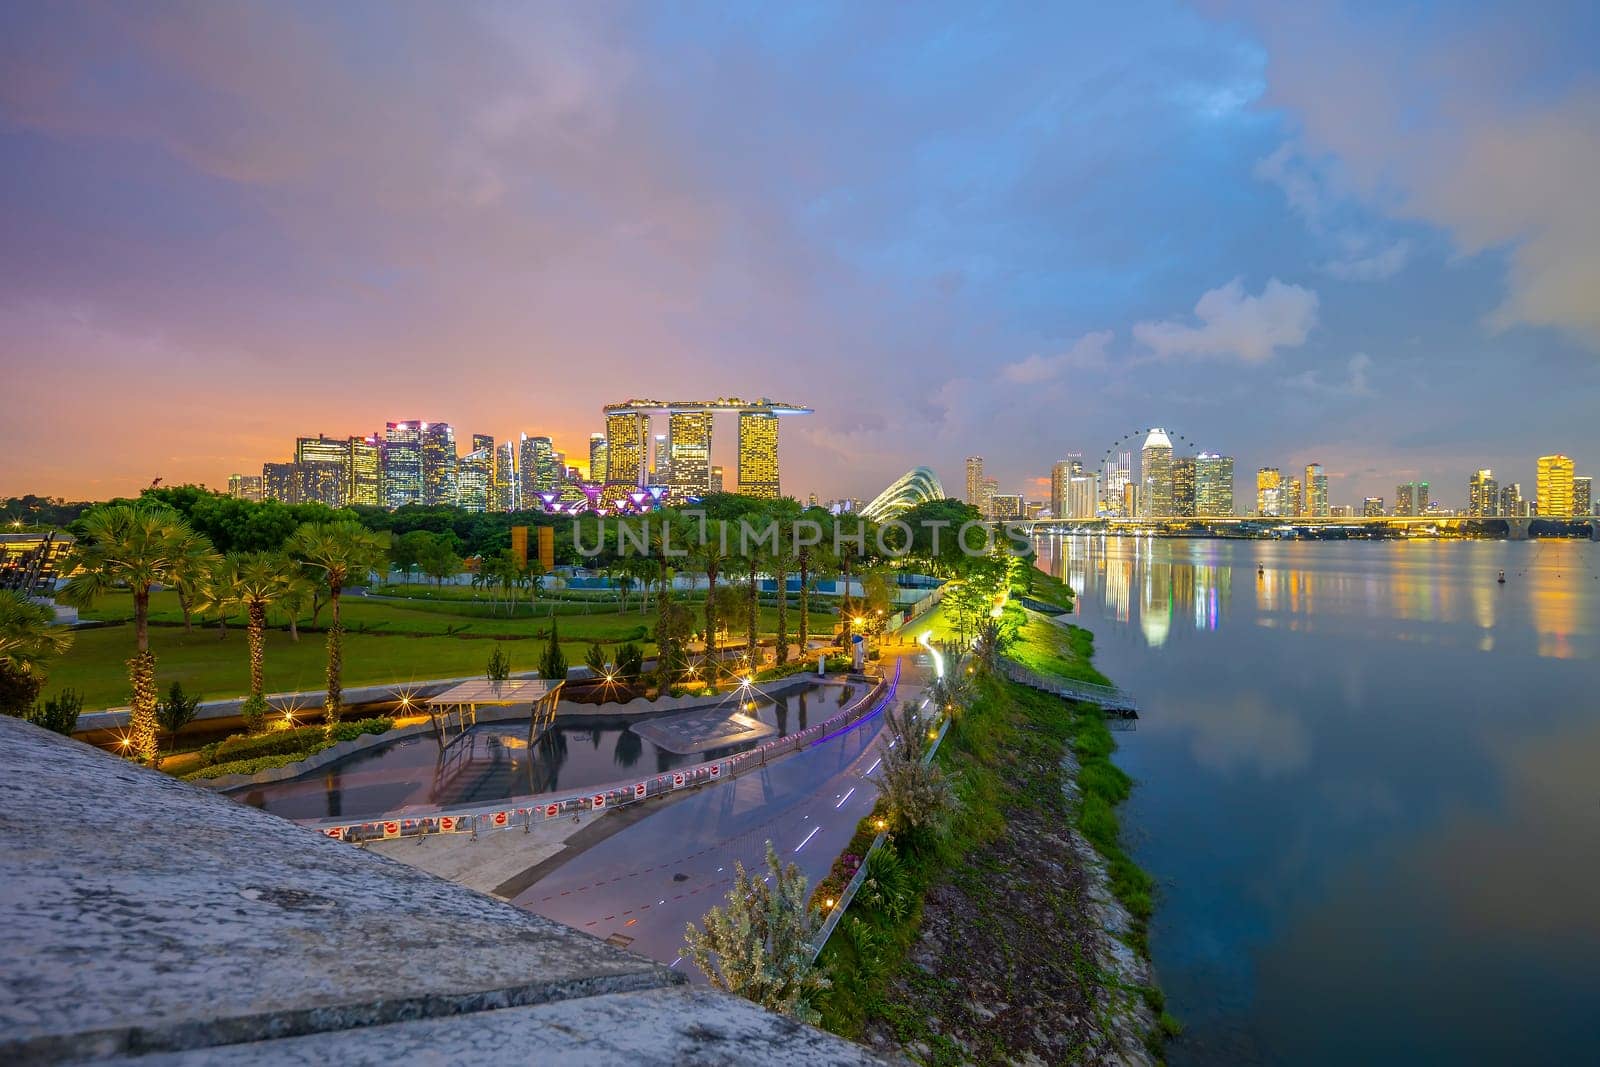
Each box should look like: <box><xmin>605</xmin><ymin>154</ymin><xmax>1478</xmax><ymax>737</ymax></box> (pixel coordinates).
<box><xmin>1100</xmin><ymin>427</ymin><xmax>1198</xmax><ymax>471</ymax></box>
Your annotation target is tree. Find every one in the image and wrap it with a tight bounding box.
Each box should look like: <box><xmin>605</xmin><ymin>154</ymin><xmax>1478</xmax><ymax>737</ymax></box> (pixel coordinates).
<box><xmin>25</xmin><ymin>688</ymin><xmax>83</xmax><ymax>736</ymax></box>
<box><xmin>584</xmin><ymin>641</ymin><xmax>607</xmax><ymax>677</ymax></box>
<box><xmin>691</xmin><ymin>516</ymin><xmax>730</xmax><ymax>672</ymax></box>
<box><xmin>653</xmin><ymin>593</ymin><xmax>693</xmax><ymax>687</ymax></box>
<box><xmin>288</xmin><ymin>521</ymin><xmax>388</xmax><ymax>732</ymax></box>
<box><xmin>168</xmin><ymin>527</ymin><xmax>222</xmax><ymax>633</ymax></box>
<box><xmin>486</xmin><ymin>644</ymin><xmax>511</xmax><ymax>683</ymax></box>
<box><xmin>155</xmin><ymin>681</ymin><xmax>201</xmax><ymax>765</ymax></box>
<box><xmin>0</xmin><ymin>589</ymin><xmax>74</xmax><ymax>716</ymax></box>
<box><xmin>540</xmin><ymin>619</ymin><xmax>567</xmax><ymax>681</ymax></box>
<box><xmin>210</xmin><ymin>552</ymin><xmax>299</xmax><ymax>731</ymax></box>
<box><xmin>871</xmin><ymin>699</ymin><xmax>954</xmax><ymax>845</ymax></box>
<box><xmin>682</xmin><ymin>840</ymin><xmax>830</xmax><ymax>1024</ymax></box>
<box><xmin>766</xmin><ymin>501</ymin><xmax>800</xmax><ymax>666</ymax></box>
<box><xmin>418</xmin><ymin>535</ymin><xmax>463</xmax><ymax>587</ymax></box>
<box><xmin>616</xmin><ymin>642</ymin><xmax>644</xmax><ymax>683</ymax></box>
<box><xmin>60</xmin><ymin>505</ymin><xmax>211</xmax><ymax>761</ymax></box>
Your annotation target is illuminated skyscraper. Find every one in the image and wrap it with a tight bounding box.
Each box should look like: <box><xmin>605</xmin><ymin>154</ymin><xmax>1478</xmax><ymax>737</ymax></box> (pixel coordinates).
<box><xmin>710</xmin><ymin>465</ymin><xmax>725</xmax><ymax>493</ymax></box>
<box><xmin>228</xmin><ymin>474</ymin><xmax>263</xmax><ymax>502</ymax></box>
<box><xmin>1500</xmin><ymin>483</ymin><xmax>1524</xmax><ymax>517</ymax></box>
<box><xmin>346</xmin><ymin>435</ymin><xmax>382</xmax><ymax>507</ymax></box>
<box><xmin>604</xmin><ymin>412</ymin><xmax>651</xmax><ymax>504</ymax></box>
<box><xmin>650</xmin><ymin>434</ymin><xmax>669</xmax><ymax>486</ymax></box>
<box><xmin>1102</xmin><ymin>451</ymin><xmax>1132</xmax><ymax>517</ymax></box>
<box><xmin>1536</xmin><ymin>454</ymin><xmax>1575</xmax><ymax>516</ymax></box>
<box><xmin>1395</xmin><ymin>481</ymin><xmax>1429</xmax><ymax>516</ymax></box>
<box><xmin>990</xmin><ymin>493</ymin><xmax>1023</xmax><ymax>519</ymax></box>
<box><xmin>1304</xmin><ymin>463</ymin><xmax>1328</xmax><ymax>517</ymax></box>
<box><xmin>1171</xmin><ymin>456</ymin><xmax>1197</xmax><ymax>517</ymax></box>
<box><xmin>495</xmin><ymin>441</ymin><xmax>518</xmax><ymax>512</ymax></box>
<box><xmin>980</xmin><ymin>476</ymin><xmax>998</xmax><ymax>519</ymax></box>
<box><xmin>965</xmin><ymin>457</ymin><xmax>985</xmax><ymax>508</ymax></box>
<box><xmin>382</xmin><ymin>421</ymin><xmax>423</xmax><ymax>508</ymax></box>
<box><xmin>736</xmin><ymin>411</ymin><xmax>780</xmax><ymax>498</ymax></box>
<box><xmin>588</xmin><ymin>433</ymin><xmax>608</xmax><ymax>485</ymax></box>
<box><xmin>458</xmin><ymin>440</ymin><xmax>492</xmax><ymax>512</ymax></box>
<box><xmin>1050</xmin><ymin>460</ymin><xmax>1073</xmax><ymax>517</ymax></box>
<box><xmin>1363</xmin><ymin>497</ymin><xmax>1385</xmax><ymax>517</ymax></box>
<box><xmin>1195</xmin><ymin>453</ymin><xmax>1234</xmax><ymax>517</ymax></box>
<box><xmin>1468</xmin><ymin>469</ymin><xmax>1499</xmax><ymax>517</ymax></box>
<box><xmin>1283</xmin><ymin>477</ymin><xmax>1302</xmax><ymax>517</ymax></box>
<box><xmin>1575</xmin><ymin>476</ymin><xmax>1592</xmax><ymax>516</ymax></box>
<box><xmin>1256</xmin><ymin>467</ymin><xmax>1282</xmax><ymax>517</ymax></box>
<box><xmin>1067</xmin><ymin>474</ymin><xmax>1099</xmax><ymax>519</ymax></box>
<box><xmin>1140</xmin><ymin>428</ymin><xmax>1173</xmax><ymax>517</ymax></box>
<box><xmin>519</xmin><ymin>434</ymin><xmax>556</xmax><ymax>506</ymax></box>
<box><xmin>263</xmin><ymin>461</ymin><xmax>299</xmax><ymax>504</ymax></box>
<box><xmin>296</xmin><ymin>435</ymin><xmax>349</xmax><ymax>507</ymax></box>
<box><xmin>420</xmin><ymin>422</ymin><xmax>457</xmax><ymax>506</ymax></box>
<box><xmin>668</xmin><ymin>411</ymin><xmax>713</xmax><ymax>499</ymax></box>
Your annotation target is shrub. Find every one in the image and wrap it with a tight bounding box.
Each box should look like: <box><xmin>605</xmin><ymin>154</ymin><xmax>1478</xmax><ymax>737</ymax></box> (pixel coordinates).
<box><xmin>27</xmin><ymin>689</ymin><xmax>83</xmax><ymax>736</ymax></box>
<box><xmin>239</xmin><ymin>693</ymin><xmax>270</xmax><ymax>734</ymax></box>
<box><xmin>870</xmin><ymin>700</ymin><xmax>954</xmax><ymax>845</ymax></box>
<box><xmin>616</xmin><ymin>642</ymin><xmax>644</xmax><ymax>683</ymax></box>
<box><xmin>486</xmin><ymin>644</ymin><xmax>511</xmax><ymax>683</ymax></box>
<box><xmin>584</xmin><ymin>642</ymin><xmax>607</xmax><ymax>676</ymax></box>
<box><xmin>540</xmin><ymin>621</ymin><xmax>567</xmax><ymax>680</ymax></box>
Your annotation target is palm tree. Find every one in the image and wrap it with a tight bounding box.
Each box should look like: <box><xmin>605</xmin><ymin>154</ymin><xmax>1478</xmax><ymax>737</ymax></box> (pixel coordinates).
<box><xmin>209</xmin><ymin>552</ymin><xmax>299</xmax><ymax>729</ymax></box>
<box><xmin>168</xmin><ymin>528</ymin><xmax>221</xmax><ymax>634</ymax></box>
<box><xmin>288</xmin><ymin>521</ymin><xmax>388</xmax><ymax>731</ymax></box>
<box><xmin>767</xmin><ymin>501</ymin><xmax>800</xmax><ymax>666</ymax></box>
<box><xmin>0</xmin><ymin>589</ymin><xmax>74</xmax><ymax>715</ymax></box>
<box><xmin>690</xmin><ymin>516</ymin><xmax>730</xmax><ymax>675</ymax></box>
<box><xmin>60</xmin><ymin>505</ymin><xmax>211</xmax><ymax>761</ymax></box>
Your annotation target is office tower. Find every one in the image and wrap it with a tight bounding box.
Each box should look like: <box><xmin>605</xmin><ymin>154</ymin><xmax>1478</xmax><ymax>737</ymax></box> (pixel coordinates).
<box><xmin>1050</xmin><ymin>460</ymin><xmax>1073</xmax><ymax>517</ymax></box>
<box><xmin>1256</xmin><ymin>467</ymin><xmax>1282</xmax><ymax>517</ymax></box>
<box><xmin>382</xmin><ymin>421</ymin><xmax>423</xmax><ymax>507</ymax></box>
<box><xmin>605</xmin><ymin>412</ymin><xmax>651</xmax><ymax>490</ymax></box>
<box><xmin>990</xmin><ymin>493</ymin><xmax>1023</xmax><ymax>520</ymax></box>
<box><xmin>345</xmin><ymin>435</ymin><xmax>382</xmax><ymax>507</ymax></box>
<box><xmin>1363</xmin><ymin>497</ymin><xmax>1384</xmax><ymax>517</ymax></box>
<box><xmin>457</xmin><ymin>441</ymin><xmax>492</xmax><ymax>512</ymax></box>
<box><xmin>1195</xmin><ymin>453</ymin><xmax>1235</xmax><ymax>517</ymax></box>
<box><xmin>295</xmin><ymin>435</ymin><xmax>350</xmax><ymax>507</ymax></box>
<box><xmin>262</xmin><ymin>462</ymin><xmax>299</xmax><ymax>504</ymax></box>
<box><xmin>651</xmin><ymin>434</ymin><xmax>669</xmax><ymax>486</ymax></box>
<box><xmin>494</xmin><ymin>441</ymin><xmax>518</xmax><ymax>512</ymax></box>
<box><xmin>1329</xmin><ymin>504</ymin><xmax>1354</xmax><ymax>518</ymax></box>
<box><xmin>980</xmin><ymin>476</ymin><xmax>998</xmax><ymax>519</ymax></box>
<box><xmin>588</xmin><ymin>433</ymin><xmax>608</xmax><ymax>485</ymax></box>
<box><xmin>667</xmin><ymin>410</ymin><xmax>713</xmax><ymax>499</ymax></box>
<box><xmin>736</xmin><ymin>411</ymin><xmax>780</xmax><ymax>498</ymax></box>
<box><xmin>1068</xmin><ymin>474</ymin><xmax>1099</xmax><ymax>519</ymax></box>
<box><xmin>1304</xmin><ymin>463</ymin><xmax>1329</xmax><ymax>517</ymax></box>
<box><xmin>518</xmin><ymin>434</ymin><xmax>558</xmax><ymax>504</ymax></box>
<box><xmin>1172</xmin><ymin>456</ymin><xmax>1197</xmax><ymax>517</ymax></box>
<box><xmin>1536</xmin><ymin>454</ymin><xmax>1575</xmax><ymax>517</ymax></box>
<box><xmin>1102</xmin><ymin>451</ymin><xmax>1132</xmax><ymax>517</ymax></box>
<box><xmin>228</xmin><ymin>474</ymin><xmax>264</xmax><ymax>502</ymax></box>
<box><xmin>1395</xmin><ymin>481</ymin><xmax>1429</xmax><ymax>517</ymax></box>
<box><xmin>1500</xmin><ymin>483</ymin><xmax>1524</xmax><ymax>518</ymax></box>
<box><xmin>1140</xmin><ymin>428</ymin><xmax>1174</xmax><ymax>517</ymax></box>
<box><xmin>965</xmin><ymin>457</ymin><xmax>985</xmax><ymax>507</ymax></box>
<box><xmin>420</xmin><ymin>422</ymin><xmax>457</xmax><ymax>506</ymax></box>
<box><xmin>1575</xmin><ymin>476</ymin><xmax>1593</xmax><ymax>517</ymax></box>
<box><xmin>1283</xmin><ymin>477</ymin><xmax>1302</xmax><ymax>517</ymax></box>
<box><xmin>1468</xmin><ymin>469</ymin><xmax>1499</xmax><ymax>517</ymax></box>
<box><xmin>710</xmin><ymin>465</ymin><xmax>724</xmax><ymax>493</ymax></box>
<box><xmin>1122</xmin><ymin>482</ymin><xmax>1139</xmax><ymax>518</ymax></box>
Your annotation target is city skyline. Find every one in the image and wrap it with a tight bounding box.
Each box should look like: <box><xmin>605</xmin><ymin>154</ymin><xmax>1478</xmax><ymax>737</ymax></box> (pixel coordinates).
<box><xmin>3</xmin><ymin>4</ymin><xmax>1598</xmax><ymax>504</ymax></box>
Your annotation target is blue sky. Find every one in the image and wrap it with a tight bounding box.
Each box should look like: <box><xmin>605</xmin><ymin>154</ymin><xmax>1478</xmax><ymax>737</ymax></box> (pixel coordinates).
<box><xmin>1</xmin><ymin>1</ymin><xmax>1596</xmax><ymax>506</ymax></box>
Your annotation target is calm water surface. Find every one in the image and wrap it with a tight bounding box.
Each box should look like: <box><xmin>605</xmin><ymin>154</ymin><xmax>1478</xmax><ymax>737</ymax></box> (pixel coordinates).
<box><xmin>1035</xmin><ymin>535</ymin><xmax>1600</xmax><ymax>1064</ymax></box>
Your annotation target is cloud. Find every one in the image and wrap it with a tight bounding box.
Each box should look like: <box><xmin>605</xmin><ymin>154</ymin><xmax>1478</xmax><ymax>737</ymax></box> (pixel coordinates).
<box><xmin>1133</xmin><ymin>278</ymin><xmax>1318</xmax><ymax>362</ymax></box>
<box><xmin>1225</xmin><ymin>2</ymin><xmax>1600</xmax><ymax>344</ymax></box>
<box><xmin>1322</xmin><ymin>239</ymin><xmax>1410</xmax><ymax>281</ymax></box>
<box><xmin>1285</xmin><ymin>352</ymin><xmax>1373</xmax><ymax>396</ymax></box>
<box><xmin>1254</xmin><ymin>142</ymin><xmax>1410</xmax><ymax>281</ymax></box>
<box><xmin>999</xmin><ymin>330</ymin><xmax>1114</xmax><ymax>383</ymax></box>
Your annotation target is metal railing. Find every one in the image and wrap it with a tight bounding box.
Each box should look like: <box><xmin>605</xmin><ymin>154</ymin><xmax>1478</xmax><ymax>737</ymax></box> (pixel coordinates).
<box><xmin>999</xmin><ymin>660</ymin><xmax>1139</xmax><ymax>714</ymax></box>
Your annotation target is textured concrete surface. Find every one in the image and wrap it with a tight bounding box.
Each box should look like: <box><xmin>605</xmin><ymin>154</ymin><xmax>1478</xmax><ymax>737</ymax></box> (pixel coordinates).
<box><xmin>116</xmin><ymin>987</ymin><xmax>884</xmax><ymax>1066</ymax></box>
<box><xmin>0</xmin><ymin>716</ymin><xmax>882</xmax><ymax>1065</ymax></box>
<box><xmin>365</xmin><ymin>806</ymin><xmax>608</xmax><ymax>897</ymax></box>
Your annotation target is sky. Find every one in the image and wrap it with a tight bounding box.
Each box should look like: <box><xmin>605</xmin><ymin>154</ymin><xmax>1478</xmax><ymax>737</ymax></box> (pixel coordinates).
<box><xmin>2</xmin><ymin>1</ymin><xmax>1597</xmax><ymax>508</ymax></box>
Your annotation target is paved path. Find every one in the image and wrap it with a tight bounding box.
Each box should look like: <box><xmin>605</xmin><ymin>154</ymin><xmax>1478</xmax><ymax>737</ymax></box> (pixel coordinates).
<box><xmin>514</xmin><ymin>662</ymin><xmax>928</xmax><ymax>976</ymax></box>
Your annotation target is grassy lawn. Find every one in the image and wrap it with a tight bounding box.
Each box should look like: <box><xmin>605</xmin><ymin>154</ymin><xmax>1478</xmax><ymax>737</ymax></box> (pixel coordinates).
<box><xmin>1004</xmin><ymin>607</ymin><xmax>1111</xmax><ymax>686</ymax></box>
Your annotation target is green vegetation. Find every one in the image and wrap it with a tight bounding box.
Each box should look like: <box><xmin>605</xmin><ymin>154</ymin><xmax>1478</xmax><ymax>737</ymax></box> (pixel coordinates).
<box><xmin>23</xmin><ymin>688</ymin><xmax>83</xmax><ymax>736</ymax></box>
<box><xmin>0</xmin><ymin>588</ymin><xmax>75</xmax><ymax>715</ymax></box>
<box><xmin>180</xmin><ymin>717</ymin><xmax>393</xmax><ymax>780</ymax></box>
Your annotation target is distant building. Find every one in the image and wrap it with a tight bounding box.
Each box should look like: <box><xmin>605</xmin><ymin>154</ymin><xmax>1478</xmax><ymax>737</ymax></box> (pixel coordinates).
<box><xmin>1468</xmin><ymin>469</ymin><xmax>1499</xmax><ymax>517</ymax></box>
<box><xmin>1395</xmin><ymin>481</ymin><xmax>1430</xmax><ymax>517</ymax></box>
<box><xmin>650</xmin><ymin>433</ymin><xmax>669</xmax><ymax>487</ymax></box>
<box><xmin>1574</xmin><ymin>476</ymin><xmax>1592</xmax><ymax>517</ymax></box>
<box><xmin>1024</xmin><ymin>501</ymin><xmax>1047</xmax><ymax>520</ymax></box>
<box><xmin>1362</xmin><ymin>497</ymin><xmax>1385</xmax><ymax>517</ymax></box>
<box><xmin>263</xmin><ymin>461</ymin><xmax>299</xmax><ymax>504</ymax></box>
<box><xmin>1329</xmin><ymin>504</ymin><xmax>1354</xmax><ymax>518</ymax></box>
<box><xmin>990</xmin><ymin>493</ymin><xmax>1023</xmax><ymax>520</ymax></box>
<box><xmin>1256</xmin><ymin>467</ymin><xmax>1282</xmax><ymax>517</ymax></box>
<box><xmin>1140</xmin><ymin>429</ymin><xmax>1174</xmax><ymax>518</ymax></box>
<box><xmin>710</xmin><ymin>465</ymin><xmax>725</xmax><ymax>494</ymax></box>
<box><xmin>980</xmin><ymin>476</ymin><xmax>998</xmax><ymax>519</ymax></box>
<box><xmin>457</xmin><ymin>441</ymin><xmax>492</xmax><ymax>513</ymax></box>
<box><xmin>1171</xmin><ymin>456</ymin><xmax>1197</xmax><ymax>517</ymax></box>
<box><xmin>736</xmin><ymin>411</ymin><xmax>781</xmax><ymax>498</ymax></box>
<box><xmin>1536</xmin><ymin>454</ymin><xmax>1575</xmax><ymax>516</ymax></box>
<box><xmin>228</xmin><ymin>474</ymin><xmax>263</xmax><ymax>502</ymax></box>
<box><xmin>1283</xmin><ymin>477</ymin><xmax>1302</xmax><ymax>518</ymax></box>
<box><xmin>1195</xmin><ymin>453</ymin><xmax>1234</xmax><ymax>516</ymax></box>
<box><xmin>1067</xmin><ymin>474</ymin><xmax>1099</xmax><ymax>520</ymax></box>
<box><xmin>1050</xmin><ymin>460</ymin><xmax>1073</xmax><ymax>519</ymax></box>
<box><xmin>1500</xmin><ymin>483</ymin><xmax>1526</xmax><ymax>518</ymax></box>
<box><xmin>347</xmin><ymin>435</ymin><xmax>383</xmax><ymax>507</ymax></box>
<box><xmin>420</xmin><ymin>422</ymin><xmax>457</xmax><ymax>506</ymax></box>
<box><xmin>295</xmin><ymin>435</ymin><xmax>349</xmax><ymax>507</ymax></box>
<box><xmin>965</xmin><ymin>457</ymin><xmax>985</xmax><ymax>509</ymax></box>
<box><xmin>382</xmin><ymin>421</ymin><xmax>424</xmax><ymax>508</ymax></box>
<box><xmin>519</xmin><ymin>434</ymin><xmax>557</xmax><ymax>507</ymax></box>
<box><xmin>494</xmin><ymin>441</ymin><xmax>518</xmax><ymax>512</ymax></box>
<box><xmin>667</xmin><ymin>411</ymin><xmax>713</xmax><ymax>499</ymax></box>
<box><xmin>588</xmin><ymin>433</ymin><xmax>608</xmax><ymax>485</ymax></box>
<box><xmin>1102</xmin><ymin>451</ymin><xmax>1132</xmax><ymax>518</ymax></box>
<box><xmin>1304</xmin><ymin>463</ymin><xmax>1329</xmax><ymax>517</ymax></box>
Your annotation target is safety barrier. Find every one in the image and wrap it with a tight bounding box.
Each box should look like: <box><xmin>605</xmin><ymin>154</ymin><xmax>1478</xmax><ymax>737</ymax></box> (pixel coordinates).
<box><xmin>999</xmin><ymin>659</ymin><xmax>1139</xmax><ymax>714</ymax></box>
<box><xmin>308</xmin><ymin>661</ymin><xmax>902</xmax><ymax>846</ymax></box>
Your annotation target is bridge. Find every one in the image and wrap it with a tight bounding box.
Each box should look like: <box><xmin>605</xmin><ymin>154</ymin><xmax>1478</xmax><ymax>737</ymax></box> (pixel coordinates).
<box><xmin>999</xmin><ymin>660</ymin><xmax>1140</xmax><ymax>719</ymax></box>
<box><xmin>1012</xmin><ymin>515</ymin><xmax>1600</xmax><ymax>541</ymax></box>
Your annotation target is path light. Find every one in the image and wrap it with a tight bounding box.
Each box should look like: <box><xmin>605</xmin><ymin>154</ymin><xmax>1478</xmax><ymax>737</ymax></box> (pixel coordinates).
<box><xmin>824</xmin><ymin>897</ymin><xmax>836</xmax><ymax>909</ymax></box>
<box><xmin>874</xmin><ymin>817</ymin><xmax>887</xmax><ymax>832</ymax></box>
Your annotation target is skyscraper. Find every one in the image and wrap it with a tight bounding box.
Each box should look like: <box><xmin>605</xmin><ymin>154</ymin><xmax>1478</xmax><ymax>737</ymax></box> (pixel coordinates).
<box><xmin>667</xmin><ymin>411</ymin><xmax>713</xmax><ymax>499</ymax></box>
<box><xmin>263</xmin><ymin>461</ymin><xmax>299</xmax><ymax>504</ymax></box>
<box><xmin>296</xmin><ymin>435</ymin><xmax>349</xmax><ymax>507</ymax></box>
<box><xmin>1102</xmin><ymin>451</ymin><xmax>1132</xmax><ymax>517</ymax></box>
<box><xmin>710</xmin><ymin>465</ymin><xmax>724</xmax><ymax>493</ymax></box>
<box><xmin>1575</xmin><ymin>476</ymin><xmax>1593</xmax><ymax>517</ymax></box>
<box><xmin>1140</xmin><ymin>428</ymin><xmax>1173</xmax><ymax>518</ymax></box>
<box><xmin>1395</xmin><ymin>481</ymin><xmax>1429</xmax><ymax>517</ymax></box>
<box><xmin>517</xmin><ymin>434</ymin><xmax>556</xmax><ymax>506</ymax></box>
<box><xmin>495</xmin><ymin>441</ymin><xmax>518</xmax><ymax>512</ymax></box>
<box><xmin>228</xmin><ymin>474</ymin><xmax>264</xmax><ymax>502</ymax></box>
<box><xmin>1195</xmin><ymin>453</ymin><xmax>1234</xmax><ymax>516</ymax></box>
<box><xmin>650</xmin><ymin>434</ymin><xmax>669</xmax><ymax>487</ymax></box>
<box><xmin>458</xmin><ymin>440</ymin><xmax>493</xmax><ymax>512</ymax></box>
<box><xmin>1468</xmin><ymin>469</ymin><xmax>1499</xmax><ymax>517</ymax></box>
<box><xmin>965</xmin><ymin>457</ymin><xmax>985</xmax><ymax>508</ymax></box>
<box><xmin>382</xmin><ymin>421</ymin><xmax>423</xmax><ymax>508</ymax></box>
<box><xmin>1256</xmin><ymin>467</ymin><xmax>1282</xmax><ymax>517</ymax></box>
<box><xmin>1171</xmin><ymin>456</ymin><xmax>1197</xmax><ymax>517</ymax></box>
<box><xmin>604</xmin><ymin>412</ymin><xmax>651</xmax><ymax>495</ymax></box>
<box><xmin>1050</xmin><ymin>460</ymin><xmax>1072</xmax><ymax>518</ymax></box>
<box><xmin>736</xmin><ymin>411</ymin><xmax>780</xmax><ymax>498</ymax></box>
<box><xmin>990</xmin><ymin>493</ymin><xmax>1022</xmax><ymax>519</ymax></box>
<box><xmin>1363</xmin><ymin>497</ymin><xmax>1385</xmax><ymax>517</ymax></box>
<box><xmin>346</xmin><ymin>435</ymin><xmax>383</xmax><ymax>507</ymax></box>
<box><xmin>588</xmin><ymin>433</ymin><xmax>608</xmax><ymax>485</ymax></box>
<box><xmin>980</xmin><ymin>476</ymin><xmax>998</xmax><ymax>519</ymax></box>
<box><xmin>1536</xmin><ymin>454</ymin><xmax>1575</xmax><ymax>516</ymax></box>
<box><xmin>1500</xmin><ymin>483</ymin><xmax>1524</xmax><ymax>517</ymax></box>
<box><xmin>420</xmin><ymin>422</ymin><xmax>457</xmax><ymax>506</ymax></box>
<box><xmin>1304</xmin><ymin>463</ymin><xmax>1328</xmax><ymax>517</ymax></box>
<box><xmin>1067</xmin><ymin>474</ymin><xmax>1099</xmax><ymax>519</ymax></box>
<box><xmin>1283</xmin><ymin>477</ymin><xmax>1302</xmax><ymax>517</ymax></box>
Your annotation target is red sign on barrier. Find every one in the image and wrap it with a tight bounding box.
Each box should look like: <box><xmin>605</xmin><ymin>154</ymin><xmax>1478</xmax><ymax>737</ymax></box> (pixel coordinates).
<box><xmin>439</xmin><ymin>816</ymin><xmax>456</xmax><ymax>832</ymax></box>
<box><xmin>672</xmin><ymin>771</ymin><xmax>685</xmax><ymax>788</ymax></box>
<box><xmin>709</xmin><ymin>763</ymin><xmax>722</xmax><ymax>779</ymax></box>
<box><xmin>324</xmin><ymin>827</ymin><xmax>344</xmax><ymax>840</ymax></box>
<box><xmin>382</xmin><ymin>821</ymin><xmax>399</xmax><ymax>838</ymax></box>
<box><xmin>492</xmin><ymin>810</ymin><xmax>509</xmax><ymax>827</ymax></box>
<box><xmin>544</xmin><ymin>803</ymin><xmax>559</xmax><ymax>818</ymax></box>
<box><xmin>592</xmin><ymin>793</ymin><xmax>607</xmax><ymax>809</ymax></box>
<box><xmin>634</xmin><ymin>782</ymin><xmax>647</xmax><ymax>799</ymax></box>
